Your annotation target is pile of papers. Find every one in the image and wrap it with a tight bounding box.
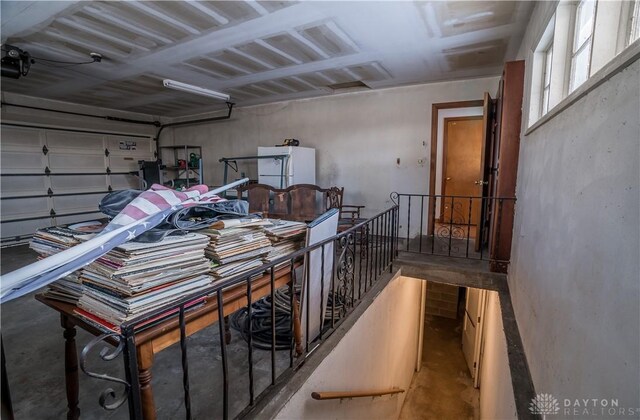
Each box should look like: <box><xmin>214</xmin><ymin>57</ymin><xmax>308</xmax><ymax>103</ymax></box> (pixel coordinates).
<box><xmin>41</xmin><ymin>273</ymin><xmax>83</xmax><ymax>304</ymax></box>
<box><xmin>30</xmin><ymin>221</ymin><xmax>107</xmax><ymax>257</ymax></box>
<box><xmin>76</xmin><ymin>233</ymin><xmax>213</xmax><ymax>326</ymax></box>
<box><xmin>261</xmin><ymin>220</ymin><xmax>307</xmax><ymax>268</ymax></box>
<box><xmin>33</xmin><ymin>221</ymin><xmax>107</xmax><ymax>304</ymax></box>
<box><xmin>32</xmin><ymin>215</ymin><xmax>309</xmax><ymax>332</ymax></box>
<box><xmin>201</xmin><ymin>219</ymin><xmax>273</xmax><ymax>279</ymax></box>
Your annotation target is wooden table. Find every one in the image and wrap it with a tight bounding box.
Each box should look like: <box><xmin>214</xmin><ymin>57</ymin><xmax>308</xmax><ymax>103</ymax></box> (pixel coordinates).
<box><xmin>36</xmin><ymin>266</ymin><xmax>296</xmax><ymax>420</ymax></box>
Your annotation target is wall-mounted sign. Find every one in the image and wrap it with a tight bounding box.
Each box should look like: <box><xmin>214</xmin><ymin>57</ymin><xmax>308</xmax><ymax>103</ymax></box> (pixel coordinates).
<box><xmin>119</xmin><ymin>140</ymin><xmax>137</xmax><ymax>150</ymax></box>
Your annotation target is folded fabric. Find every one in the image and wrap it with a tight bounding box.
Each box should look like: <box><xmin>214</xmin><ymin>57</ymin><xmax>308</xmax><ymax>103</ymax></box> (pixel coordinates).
<box><xmin>99</xmin><ymin>186</ymin><xmax>250</xmax><ymax>242</ymax></box>
<box><xmin>99</xmin><ymin>189</ymin><xmax>143</xmax><ymax>218</ymax></box>
<box><xmin>167</xmin><ymin>200</ymin><xmax>250</xmax><ymax>230</ymax></box>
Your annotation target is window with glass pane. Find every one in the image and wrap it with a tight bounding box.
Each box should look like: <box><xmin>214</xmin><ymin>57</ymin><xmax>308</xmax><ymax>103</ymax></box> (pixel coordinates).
<box><xmin>570</xmin><ymin>0</ymin><xmax>597</xmax><ymax>92</ymax></box>
<box><xmin>629</xmin><ymin>0</ymin><xmax>640</xmax><ymax>45</ymax></box>
<box><xmin>541</xmin><ymin>45</ymin><xmax>553</xmax><ymax>115</ymax></box>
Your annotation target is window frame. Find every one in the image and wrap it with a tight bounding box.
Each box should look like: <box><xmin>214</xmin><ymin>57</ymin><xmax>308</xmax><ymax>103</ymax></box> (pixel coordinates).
<box><xmin>568</xmin><ymin>0</ymin><xmax>598</xmax><ymax>93</ymax></box>
<box><xmin>627</xmin><ymin>0</ymin><xmax>640</xmax><ymax>46</ymax></box>
<box><xmin>541</xmin><ymin>44</ymin><xmax>554</xmax><ymax>116</ymax></box>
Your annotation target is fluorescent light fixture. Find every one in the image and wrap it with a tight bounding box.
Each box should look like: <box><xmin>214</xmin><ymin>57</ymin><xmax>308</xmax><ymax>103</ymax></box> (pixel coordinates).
<box><xmin>162</xmin><ymin>79</ymin><xmax>230</xmax><ymax>101</ymax></box>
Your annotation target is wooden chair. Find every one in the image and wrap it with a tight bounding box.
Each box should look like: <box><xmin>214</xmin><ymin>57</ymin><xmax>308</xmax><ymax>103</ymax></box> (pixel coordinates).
<box><xmin>237</xmin><ymin>183</ymin><xmax>365</xmax><ymax>227</ymax></box>
<box><xmin>240</xmin><ymin>183</ymin><xmax>290</xmax><ymax>218</ymax></box>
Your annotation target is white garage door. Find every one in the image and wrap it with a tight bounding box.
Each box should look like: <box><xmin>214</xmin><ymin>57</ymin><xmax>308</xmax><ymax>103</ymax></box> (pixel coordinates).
<box><xmin>0</xmin><ymin>125</ymin><xmax>155</xmax><ymax>244</ymax></box>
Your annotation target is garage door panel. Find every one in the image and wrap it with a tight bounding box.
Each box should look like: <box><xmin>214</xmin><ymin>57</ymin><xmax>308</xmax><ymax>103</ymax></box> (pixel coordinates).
<box><xmin>109</xmin><ymin>156</ymin><xmax>143</xmax><ymax>172</ymax></box>
<box><xmin>52</xmin><ymin>194</ymin><xmax>105</xmax><ymax>213</ymax></box>
<box><xmin>2</xmin><ymin>197</ymin><xmax>50</xmax><ymax>218</ymax></box>
<box><xmin>50</xmin><ymin>175</ymin><xmax>108</xmax><ymax>192</ymax></box>
<box><xmin>1</xmin><ymin>151</ymin><xmax>47</xmax><ymax>172</ymax></box>
<box><xmin>0</xmin><ymin>126</ymin><xmax>44</xmax><ymax>151</ymax></box>
<box><xmin>1</xmin><ymin>127</ymin><xmax>150</xmax><ymax>241</ymax></box>
<box><xmin>1</xmin><ymin>176</ymin><xmax>48</xmax><ymax>195</ymax></box>
<box><xmin>1</xmin><ymin>219</ymin><xmax>51</xmax><ymax>240</ymax></box>
<box><xmin>45</xmin><ymin>131</ymin><xmax>105</xmax><ymax>153</ymax></box>
<box><xmin>48</xmin><ymin>153</ymin><xmax>106</xmax><ymax>173</ymax></box>
<box><xmin>111</xmin><ymin>174</ymin><xmax>141</xmax><ymax>190</ymax></box>
<box><xmin>56</xmin><ymin>212</ymin><xmax>105</xmax><ymax>227</ymax></box>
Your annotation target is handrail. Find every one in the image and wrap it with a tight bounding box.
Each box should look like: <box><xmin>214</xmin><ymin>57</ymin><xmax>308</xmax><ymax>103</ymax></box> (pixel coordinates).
<box><xmin>311</xmin><ymin>388</ymin><xmax>405</xmax><ymax>400</ymax></box>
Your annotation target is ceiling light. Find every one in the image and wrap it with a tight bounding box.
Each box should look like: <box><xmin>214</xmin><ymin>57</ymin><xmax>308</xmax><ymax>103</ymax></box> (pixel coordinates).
<box><xmin>163</xmin><ymin>79</ymin><xmax>230</xmax><ymax>101</ymax></box>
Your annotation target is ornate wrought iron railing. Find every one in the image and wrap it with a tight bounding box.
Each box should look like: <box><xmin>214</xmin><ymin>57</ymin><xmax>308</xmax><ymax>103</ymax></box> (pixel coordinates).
<box><xmin>79</xmin><ymin>205</ymin><xmax>399</xmax><ymax>419</ymax></box>
<box><xmin>390</xmin><ymin>193</ymin><xmax>516</xmax><ymax>265</ymax></box>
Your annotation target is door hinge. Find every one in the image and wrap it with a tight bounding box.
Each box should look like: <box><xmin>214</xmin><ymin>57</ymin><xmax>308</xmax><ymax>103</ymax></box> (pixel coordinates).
<box><xmin>49</xmin><ymin>209</ymin><xmax>56</xmax><ymax>217</ymax></box>
<box><xmin>105</xmin><ymin>148</ymin><xmax>110</xmax><ymax>157</ymax></box>
<box><xmin>44</xmin><ymin>167</ymin><xmax>51</xmax><ymax>176</ymax></box>
<box><xmin>47</xmin><ymin>188</ymin><xmax>53</xmax><ymax>197</ymax></box>
<box><xmin>42</xmin><ymin>145</ymin><xmax>49</xmax><ymax>155</ymax></box>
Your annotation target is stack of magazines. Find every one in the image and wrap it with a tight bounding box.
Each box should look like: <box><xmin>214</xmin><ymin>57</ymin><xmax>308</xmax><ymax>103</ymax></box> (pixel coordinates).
<box><xmin>42</xmin><ymin>273</ymin><xmax>84</xmax><ymax>304</ymax></box>
<box><xmin>201</xmin><ymin>218</ymin><xmax>274</xmax><ymax>279</ymax></box>
<box><xmin>261</xmin><ymin>219</ymin><xmax>307</xmax><ymax>268</ymax></box>
<box><xmin>30</xmin><ymin>220</ymin><xmax>107</xmax><ymax>257</ymax></box>
<box><xmin>33</xmin><ymin>221</ymin><xmax>107</xmax><ymax>304</ymax></box>
<box><xmin>75</xmin><ymin>233</ymin><xmax>213</xmax><ymax>327</ymax></box>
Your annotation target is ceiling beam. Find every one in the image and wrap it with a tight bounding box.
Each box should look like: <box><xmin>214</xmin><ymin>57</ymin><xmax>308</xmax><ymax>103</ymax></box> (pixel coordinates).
<box><xmin>34</xmin><ymin>2</ymin><xmax>326</xmax><ymax>97</ymax></box>
<box><xmin>1</xmin><ymin>1</ymin><xmax>82</xmax><ymax>41</ymax></box>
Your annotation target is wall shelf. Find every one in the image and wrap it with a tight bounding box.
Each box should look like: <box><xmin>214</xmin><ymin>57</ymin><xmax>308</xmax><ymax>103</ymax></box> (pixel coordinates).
<box><xmin>160</xmin><ymin>145</ymin><xmax>203</xmax><ymax>188</ymax></box>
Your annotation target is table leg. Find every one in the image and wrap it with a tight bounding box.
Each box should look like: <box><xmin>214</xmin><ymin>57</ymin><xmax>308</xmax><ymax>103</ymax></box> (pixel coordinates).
<box><xmin>293</xmin><ymin>299</ymin><xmax>303</xmax><ymax>357</ymax></box>
<box><xmin>137</xmin><ymin>344</ymin><xmax>156</xmax><ymax>420</ymax></box>
<box><xmin>61</xmin><ymin>315</ymin><xmax>80</xmax><ymax>420</ymax></box>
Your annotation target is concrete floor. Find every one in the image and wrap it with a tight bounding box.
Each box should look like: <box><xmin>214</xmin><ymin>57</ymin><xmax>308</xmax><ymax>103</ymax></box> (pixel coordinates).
<box><xmin>399</xmin><ymin>314</ymin><xmax>480</xmax><ymax>420</ymax></box>
<box><xmin>1</xmin><ymin>245</ymin><xmax>290</xmax><ymax>419</ymax></box>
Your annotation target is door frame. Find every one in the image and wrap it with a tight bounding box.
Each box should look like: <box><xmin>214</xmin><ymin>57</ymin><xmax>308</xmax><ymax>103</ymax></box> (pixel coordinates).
<box><xmin>428</xmin><ymin>100</ymin><xmax>484</xmax><ymax>235</ymax></box>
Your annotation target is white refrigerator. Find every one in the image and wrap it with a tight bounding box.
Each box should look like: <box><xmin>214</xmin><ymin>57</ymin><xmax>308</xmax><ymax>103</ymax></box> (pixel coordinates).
<box><xmin>258</xmin><ymin>146</ymin><xmax>315</xmax><ymax>188</ymax></box>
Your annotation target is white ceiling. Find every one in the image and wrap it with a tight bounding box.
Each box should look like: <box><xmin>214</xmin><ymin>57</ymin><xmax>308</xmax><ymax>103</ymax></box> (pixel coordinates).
<box><xmin>1</xmin><ymin>1</ymin><xmax>533</xmax><ymax>117</ymax></box>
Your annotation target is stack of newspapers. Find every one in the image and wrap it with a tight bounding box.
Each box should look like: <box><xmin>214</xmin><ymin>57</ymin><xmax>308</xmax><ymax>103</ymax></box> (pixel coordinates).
<box><xmin>75</xmin><ymin>233</ymin><xmax>213</xmax><ymax>327</ymax></box>
<box><xmin>201</xmin><ymin>219</ymin><xmax>273</xmax><ymax>279</ymax></box>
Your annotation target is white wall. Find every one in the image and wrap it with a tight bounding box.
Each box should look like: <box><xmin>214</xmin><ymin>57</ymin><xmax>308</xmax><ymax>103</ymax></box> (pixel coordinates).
<box><xmin>479</xmin><ymin>291</ymin><xmax>517</xmax><ymax>420</ymax></box>
<box><xmin>274</xmin><ymin>274</ymin><xmax>422</xmax><ymax>420</ymax></box>
<box><xmin>163</xmin><ymin>77</ymin><xmax>499</xmax><ymax>218</ymax></box>
<box><xmin>508</xmin><ymin>1</ymin><xmax>640</xmax><ymax>410</ymax></box>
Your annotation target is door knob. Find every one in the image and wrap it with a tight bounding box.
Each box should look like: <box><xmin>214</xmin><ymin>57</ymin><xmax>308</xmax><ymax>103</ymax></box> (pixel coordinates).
<box><xmin>474</xmin><ymin>180</ymin><xmax>488</xmax><ymax>185</ymax></box>
<box><xmin>446</xmin><ymin>177</ymin><xmax>452</xmax><ymax>181</ymax></box>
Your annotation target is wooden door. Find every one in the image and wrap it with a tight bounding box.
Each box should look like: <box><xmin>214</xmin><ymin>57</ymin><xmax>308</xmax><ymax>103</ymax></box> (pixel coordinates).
<box><xmin>476</xmin><ymin>92</ymin><xmax>495</xmax><ymax>251</ymax></box>
<box><xmin>489</xmin><ymin>60</ymin><xmax>525</xmax><ymax>273</ymax></box>
<box><xmin>462</xmin><ymin>287</ymin><xmax>487</xmax><ymax>386</ymax></box>
<box><xmin>441</xmin><ymin>117</ymin><xmax>483</xmax><ymax>226</ymax></box>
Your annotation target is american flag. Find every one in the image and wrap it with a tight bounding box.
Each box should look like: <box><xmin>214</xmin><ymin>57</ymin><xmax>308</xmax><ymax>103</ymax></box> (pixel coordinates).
<box><xmin>0</xmin><ymin>180</ymin><xmax>242</xmax><ymax>304</ymax></box>
<box><xmin>101</xmin><ymin>184</ymin><xmax>222</xmax><ymax>233</ymax></box>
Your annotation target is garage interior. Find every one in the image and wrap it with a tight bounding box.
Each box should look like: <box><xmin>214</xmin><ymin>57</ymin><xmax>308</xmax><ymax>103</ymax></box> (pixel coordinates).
<box><xmin>1</xmin><ymin>1</ymin><xmax>639</xmax><ymax>420</ymax></box>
